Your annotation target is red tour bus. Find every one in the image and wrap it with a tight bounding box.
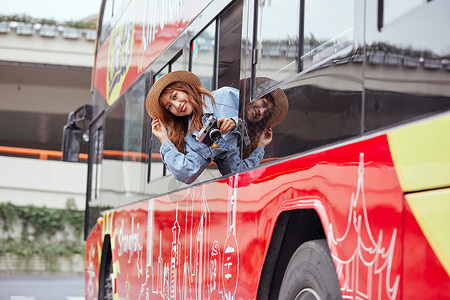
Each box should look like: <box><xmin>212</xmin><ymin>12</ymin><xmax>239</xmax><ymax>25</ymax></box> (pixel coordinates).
<box><xmin>62</xmin><ymin>0</ymin><xmax>450</xmax><ymax>299</ymax></box>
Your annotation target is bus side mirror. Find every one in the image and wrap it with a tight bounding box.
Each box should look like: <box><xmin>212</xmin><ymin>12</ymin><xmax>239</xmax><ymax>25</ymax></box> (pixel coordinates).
<box><xmin>62</xmin><ymin>122</ymin><xmax>82</xmax><ymax>162</ymax></box>
<box><xmin>62</xmin><ymin>105</ymin><xmax>92</xmax><ymax>162</ymax></box>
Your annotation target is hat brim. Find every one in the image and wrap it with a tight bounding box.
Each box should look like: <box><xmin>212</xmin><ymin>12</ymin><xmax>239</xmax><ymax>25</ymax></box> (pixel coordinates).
<box><xmin>146</xmin><ymin>70</ymin><xmax>202</xmax><ymax>119</ymax></box>
<box><xmin>266</xmin><ymin>86</ymin><xmax>289</xmax><ymax>127</ymax></box>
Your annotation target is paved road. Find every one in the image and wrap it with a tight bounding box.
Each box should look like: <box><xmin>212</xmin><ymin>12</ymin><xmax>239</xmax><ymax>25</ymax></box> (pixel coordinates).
<box><xmin>0</xmin><ymin>275</ymin><xmax>84</xmax><ymax>300</ymax></box>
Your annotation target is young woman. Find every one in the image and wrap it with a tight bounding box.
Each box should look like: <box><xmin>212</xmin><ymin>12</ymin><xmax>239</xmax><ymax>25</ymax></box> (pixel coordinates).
<box><xmin>146</xmin><ymin>70</ymin><xmax>274</xmax><ymax>184</ymax></box>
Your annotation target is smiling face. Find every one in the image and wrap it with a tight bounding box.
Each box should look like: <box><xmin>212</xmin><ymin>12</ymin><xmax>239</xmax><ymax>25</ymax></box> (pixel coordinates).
<box><xmin>246</xmin><ymin>96</ymin><xmax>275</xmax><ymax>122</ymax></box>
<box><xmin>160</xmin><ymin>89</ymin><xmax>194</xmax><ymax>117</ymax></box>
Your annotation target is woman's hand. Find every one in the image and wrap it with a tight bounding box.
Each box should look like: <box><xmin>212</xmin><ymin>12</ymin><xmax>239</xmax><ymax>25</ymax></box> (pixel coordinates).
<box><xmin>152</xmin><ymin>118</ymin><xmax>169</xmax><ymax>144</ymax></box>
<box><xmin>258</xmin><ymin>127</ymin><xmax>273</xmax><ymax>148</ymax></box>
<box><xmin>217</xmin><ymin>118</ymin><xmax>236</xmax><ymax>135</ymax></box>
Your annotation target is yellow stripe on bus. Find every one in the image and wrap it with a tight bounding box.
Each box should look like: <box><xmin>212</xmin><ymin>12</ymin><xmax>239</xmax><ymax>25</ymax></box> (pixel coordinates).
<box><xmin>406</xmin><ymin>188</ymin><xmax>450</xmax><ymax>277</ymax></box>
<box><xmin>387</xmin><ymin>113</ymin><xmax>450</xmax><ymax>192</ymax></box>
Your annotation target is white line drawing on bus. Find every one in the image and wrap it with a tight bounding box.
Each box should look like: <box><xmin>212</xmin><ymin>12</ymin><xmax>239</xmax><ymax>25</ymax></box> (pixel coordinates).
<box><xmin>138</xmin><ymin>175</ymin><xmax>240</xmax><ymax>299</ymax></box>
<box><xmin>138</xmin><ymin>200</ymin><xmax>155</xmax><ymax>299</ymax></box>
<box><xmin>117</xmin><ymin>216</ymin><xmax>144</xmax><ymax>277</ymax></box>
<box><xmin>170</xmin><ymin>201</ymin><xmax>181</xmax><ymax>299</ymax></box>
<box><xmin>328</xmin><ymin>153</ymin><xmax>400</xmax><ymax>300</ymax></box>
<box><xmin>222</xmin><ymin>174</ymin><xmax>239</xmax><ymax>300</ymax></box>
<box><xmin>86</xmin><ymin>243</ymin><xmax>96</xmax><ymax>299</ymax></box>
<box><xmin>210</xmin><ymin>240</ymin><xmax>221</xmax><ymax>297</ymax></box>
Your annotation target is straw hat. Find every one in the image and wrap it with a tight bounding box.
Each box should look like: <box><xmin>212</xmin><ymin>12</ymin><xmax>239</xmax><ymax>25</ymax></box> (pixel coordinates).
<box><xmin>240</xmin><ymin>77</ymin><xmax>289</xmax><ymax>127</ymax></box>
<box><xmin>146</xmin><ymin>70</ymin><xmax>202</xmax><ymax>119</ymax></box>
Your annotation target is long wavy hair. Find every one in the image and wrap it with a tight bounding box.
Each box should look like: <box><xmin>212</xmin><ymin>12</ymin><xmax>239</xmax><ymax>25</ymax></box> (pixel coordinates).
<box><xmin>158</xmin><ymin>81</ymin><xmax>214</xmax><ymax>152</ymax></box>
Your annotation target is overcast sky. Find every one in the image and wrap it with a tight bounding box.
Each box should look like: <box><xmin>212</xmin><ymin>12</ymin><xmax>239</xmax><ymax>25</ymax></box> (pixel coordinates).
<box><xmin>1</xmin><ymin>0</ymin><xmax>102</xmax><ymax>22</ymax></box>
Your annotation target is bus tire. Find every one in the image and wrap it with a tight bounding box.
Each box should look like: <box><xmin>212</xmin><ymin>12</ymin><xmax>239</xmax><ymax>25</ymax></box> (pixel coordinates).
<box><xmin>278</xmin><ymin>239</ymin><xmax>341</xmax><ymax>300</ymax></box>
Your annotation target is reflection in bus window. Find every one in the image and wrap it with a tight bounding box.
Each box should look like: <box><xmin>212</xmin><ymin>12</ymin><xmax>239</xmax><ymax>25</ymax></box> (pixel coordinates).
<box><xmin>191</xmin><ymin>21</ymin><xmax>216</xmax><ymax>90</ymax></box>
<box><xmin>364</xmin><ymin>0</ymin><xmax>450</xmax><ymax>132</ymax></box>
<box><xmin>217</xmin><ymin>0</ymin><xmax>243</xmax><ymax>89</ymax></box>
<box><xmin>239</xmin><ymin>78</ymin><xmax>289</xmax><ymax>161</ymax></box>
<box><xmin>255</xmin><ymin>0</ymin><xmax>354</xmax><ymax>85</ymax></box>
<box><xmin>301</xmin><ymin>0</ymin><xmax>354</xmax><ymax>71</ymax></box>
<box><xmin>384</xmin><ymin>0</ymin><xmax>425</xmax><ymax>26</ymax></box>
<box><xmin>255</xmin><ymin>0</ymin><xmax>299</xmax><ymax>82</ymax></box>
<box><xmin>91</xmin><ymin>127</ymin><xmax>103</xmax><ymax>201</ymax></box>
<box><xmin>171</xmin><ymin>55</ymin><xmax>183</xmax><ymax>72</ymax></box>
<box><xmin>264</xmin><ymin>83</ymin><xmax>362</xmax><ymax>159</ymax></box>
<box><xmin>99</xmin><ymin>0</ymin><xmax>133</xmax><ymax>48</ymax></box>
<box><xmin>99</xmin><ymin>78</ymin><xmax>147</xmax><ymax>207</ymax></box>
<box><xmin>99</xmin><ymin>0</ymin><xmax>114</xmax><ymax>46</ymax></box>
<box><xmin>124</xmin><ymin>80</ymin><xmax>145</xmax><ymax>154</ymax></box>
<box><xmin>149</xmin><ymin>130</ymin><xmax>165</xmax><ymax>180</ymax></box>
<box><xmin>155</xmin><ymin>65</ymin><xmax>169</xmax><ymax>82</ymax></box>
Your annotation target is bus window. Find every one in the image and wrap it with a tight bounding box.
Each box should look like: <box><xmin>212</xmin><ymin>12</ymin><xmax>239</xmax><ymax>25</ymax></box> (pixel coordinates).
<box><xmin>91</xmin><ymin>126</ymin><xmax>104</xmax><ymax>201</ymax></box>
<box><xmin>99</xmin><ymin>77</ymin><xmax>147</xmax><ymax>207</ymax></box>
<box><xmin>217</xmin><ymin>0</ymin><xmax>243</xmax><ymax>89</ymax></box>
<box><xmin>98</xmin><ymin>0</ymin><xmax>114</xmax><ymax>47</ymax></box>
<box><xmin>171</xmin><ymin>54</ymin><xmax>183</xmax><ymax>72</ymax></box>
<box><xmin>254</xmin><ymin>0</ymin><xmax>354</xmax><ymax>84</ymax></box>
<box><xmin>145</xmin><ymin>52</ymin><xmax>222</xmax><ymax>195</ymax></box>
<box><xmin>155</xmin><ymin>65</ymin><xmax>169</xmax><ymax>82</ymax></box>
<box><xmin>148</xmin><ymin>53</ymin><xmax>182</xmax><ymax>182</ymax></box>
<box><xmin>86</xmin><ymin>125</ymin><xmax>106</xmax><ymax>236</ymax></box>
<box><xmin>384</xmin><ymin>0</ymin><xmax>426</xmax><ymax>27</ymax></box>
<box><xmin>364</xmin><ymin>0</ymin><xmax>450</xmax><ymax>133</ymax></box>
<box><xmin>191</xmin><ymin>0</ymin><xmax>243</xmax><ymax>91</ymax></box>
<box><xmin>300</xmin><ymin>0</ymin><xmax>354</xmax><ymax>71</ymax></box>
<box><xmin>191</xmin><ymin>21</ymin><xmax>217</xmax><ymax>91</ymax></box>
<box><xmin>148</xmin><ymin>68</ymin><xmax>165</xmax><ymax>181</ymax></box>
<box><xmin>249</xmin><ymin>0</ymin><xmax>359</xmax><ymax>161</ymax></box>
<box><xmin>144</xmin><ymin>65</ymin><xmax>179</xmax><ymax>196</ymax></box>
<box><xmin>262</xmin><ymin>80</ymin><xmax>362</xmax><ymax>159</ymax></box>
<box><xmin>255</xmin><ymin>0</ymin><xmax>300</xmax><ymax>82</ymax></box>
<box><xmin>99</xmin><ymin>0</ymin><xmax>132</xmax><ymax>49</ymax></box>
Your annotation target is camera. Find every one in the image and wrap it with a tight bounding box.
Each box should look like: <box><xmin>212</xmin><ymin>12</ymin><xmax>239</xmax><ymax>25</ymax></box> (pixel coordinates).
<box><xmin>196</xmin><ymin>115</ymin><xmax>222</xmax><ymax>146</ymax></box>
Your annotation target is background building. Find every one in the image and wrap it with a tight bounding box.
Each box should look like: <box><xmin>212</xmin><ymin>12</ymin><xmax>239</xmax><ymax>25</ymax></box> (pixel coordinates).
<box><xmin>0</xmin><ymin>18</ymin><xmax>96</xmax><ymax>209</ymax></box>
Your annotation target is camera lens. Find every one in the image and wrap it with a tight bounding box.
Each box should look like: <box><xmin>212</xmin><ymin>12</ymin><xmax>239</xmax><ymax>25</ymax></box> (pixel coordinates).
<box><xmin>209</xmin><ymin>129</ymin><xmax>221</xmax><ymax>141</ymax></box>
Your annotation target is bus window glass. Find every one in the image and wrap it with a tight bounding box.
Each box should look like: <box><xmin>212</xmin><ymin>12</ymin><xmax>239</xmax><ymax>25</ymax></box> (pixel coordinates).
<box><xmin>255</xmin><ymin>79</ymin><xmax>362</xmax><ymax>160</ymax></box>
<box><xmin>99</xmin><ymin>0</ymin><xmax>133</xmax><ymax>49</ymax></box>
<box><xmin>99</xmin><ymin>0</ymin><xmax>114</xmax><ymax>46</ymax></box>
<box><xmin>123</xmin><ymin>79</ymin><xmax>145</xmax><ymax>155</ymax></box>
<box><xmin>364</xmin><ymin>0</ymin><xmax>450</xmax><ymax>132</ymax></box>
<box><xmin>384</xmin><ymin>0</ymin><xmax>425</xmax><ymax>26</ymax></box>
<box><xmin>217</xmin><ymin>0</ymin><xmax>243</xmax><ymax>89</ymax></box>
<box><xmin>100</xmin><ymin>78</ymin><xmax>146</xmax><ymax>206</ymax></box>
<box><xmin>171</xmin><ymin>55</ymin><xmax>183</xmax><ymax>72</ymax></box>
<box><xmin>155</xmin><ymin>65</ymin><xmax>169</xmax><ymax>81</ymax></box>
<box><xmin>255</xmin><ymin>0</ymin><xmax>299</xmax><ymax>83</ymax></box>
<box><xmin>87</xmin><ymin>126</ymin><xmax>106</xmax><ymax>234</ymax></box>
<box><xmin>147</xmin><ymin>71</ymin><xmax>167</xmax><ymax>184</ymax></box>
<box><xmin>149</xmin><ymin>131</ymin><xmax>164</xmax><ymax>181</ymax></box>
<box><xmin>191</xmin><ymin>21</ymin><xmax>216</xmax><ymax>90</ymax></box>
<box><xmin>147</xmin><ymin>56</ymin><xmax>179</xmax><ymax>183</ymax></box>
<box><xmin>98</xmin><ymin>99</ymin><xmax>123</xmax><ymax>208</ymax></box>
<box><xmin>248</xmin><ymin>0</ymin><xmax>359</xmax><ymax>162</ymax></box>
<box><xmin>300</xmin><ymin>0</ymin><xmax>354</xmax><ymax>71</ymax></box>
<box><xmin>91</xmin><ymin>127</ymin><xmax>104</xmax><ymax>201</ymax></box>
<box><xmin>145</xmin><ymin>55</ymin><xmax>228</xmax><ymax>194</ymax></box>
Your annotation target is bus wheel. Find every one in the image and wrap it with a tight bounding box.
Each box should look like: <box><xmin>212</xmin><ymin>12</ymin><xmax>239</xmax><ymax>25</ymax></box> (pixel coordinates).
<box><xmin>278</xmin><ymin>239</ymin><xmax>341</xmax><ymax>300</ymax></box>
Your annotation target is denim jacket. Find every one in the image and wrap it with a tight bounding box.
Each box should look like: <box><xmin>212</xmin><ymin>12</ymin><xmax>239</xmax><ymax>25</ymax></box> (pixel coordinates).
<box><xmin>160</xmin><ymin>87</ymin><xmax>264</xmax><ymax>184</ymax></box>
